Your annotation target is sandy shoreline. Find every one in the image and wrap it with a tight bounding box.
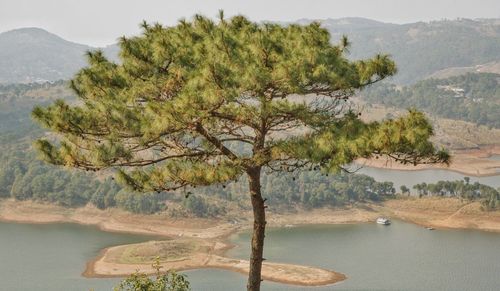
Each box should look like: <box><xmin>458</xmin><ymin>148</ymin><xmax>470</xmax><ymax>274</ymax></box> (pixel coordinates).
<box><xmin>0</xmin><ymin>200</ymin><xmax>374</xmax><ymax>287</ymax></box>
<box><xmin>377</xmin><ymin>198</ymin><xmax>500</xmax><ymax>233</ymax></box>
<box><xmin>1</xmin><ymin>198</ymin><xmax>500</xmax><ymax>286</ymax></box>
<box><xmin>0</xmin><ymin>199</ymin><xmax>235</xmax><ymax>239</ymax></box>
<box><xmin>356</xmin><ymin>145</ymin><xmax>500</xmax><ymax>177</ymax></box>
<box><xmin>84</xmin><ymin>240</ymin><xmax>346</xmax><ymax>287</ymax></box>
<box><xmin>4</xmin><ymin>199</ymin><xmax>498</xmax><ymax>234</ymax></box>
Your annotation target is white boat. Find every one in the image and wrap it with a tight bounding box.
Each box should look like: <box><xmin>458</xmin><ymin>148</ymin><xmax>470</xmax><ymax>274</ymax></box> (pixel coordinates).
<box><xmin>376</xmin><ymin>217</ymin><xmax>391</xmax><ymax>225</ymax></box>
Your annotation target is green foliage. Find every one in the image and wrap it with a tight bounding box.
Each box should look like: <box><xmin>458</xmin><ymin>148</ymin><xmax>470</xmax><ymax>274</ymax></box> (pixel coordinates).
<box><xmin>89</xmin><ymin>180</ymin><xmax>120</xmax><ymax>209</ymax></box>
<box><xmin>362</xmin><ymin>73</ymin><xmax>500</xmax><ymax>128</ymax></box>
<box><xmin>412</xmin><ymin>178</ymin><xmax>500</xmax><ymax>210</ymax></box>
<box><xmin>0</xmin><ymin>135</ymin><xmax>408</xmax><ymax>214</ymax></box>
<box><xmin>182</xmin><ymin>194</ymin><xmax>225</xmax><ymax>217</ymax></box>
<box><xmin>114</xmin><ymin>257</ymin><xmax>190</xmax><ymax>291</ymax></box>
<box><xmin>1</xmin><ymin>150</ymin><xmax>98</xmax><ymax>206</ymax></box>
<box><xmin>115</xmin><ymin>191</ymin><xmax>167</xmax><ymax>214</ymax></box>
<box><xmin>261</xmin><ymin>171</ymin><xmax>394</xmax><ymax>207</ymax></box>
<box><xmin>276</xmin><ymin>110</ymin><xmax>449</xmax><ymax>171</ymax></box>
<box><xmin>32</xmin><ymin>13</ymin><xmax>444</xmax><ymax>195</ymax></box>
<box><xmin>0</xmin><ymin>89</ymin><xmax>399</xmax><ymax>214</ymax></box>
<box><xmin>0</xmin><ymin>148</ymin><xmax>167</xmax><ymax>213</ymax></box>
<box><xmin>0</xmin><ymin>81</ymin><xmax>69</xmax><ymax>143</ymax></box>
<box><xmin>400</xmin><ymin>185</ymin><xmax>410</xmax><ymax>195</ymax></box>
<box><xmin>0</xmin><ymin>80</ymin><xmax>168</xmax><ymax>213</ymax></box>
<box><xmin>0</xmin><ymin>38</ymin><xmax>460</xmax><ymax>222</ymax></box>
<box><xmin>175</xmin><ymin>170</ymin><xmax>397</xmax><ymax>211</ymax></box>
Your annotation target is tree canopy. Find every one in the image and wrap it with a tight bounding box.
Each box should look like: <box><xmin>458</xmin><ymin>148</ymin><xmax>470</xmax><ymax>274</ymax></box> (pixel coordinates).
<box><xmin>33</xmin><ymin>14</ymin><xmax>446</xmax><ymax>189</ymax></box>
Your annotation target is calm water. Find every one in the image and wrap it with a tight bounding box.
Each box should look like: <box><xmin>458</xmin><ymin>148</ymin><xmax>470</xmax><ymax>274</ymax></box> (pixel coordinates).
<box><xmin>2</xmin><ymin>221</ymin><xmax>500</xmax><ymax>291</ymax></box>
<box><xmin>186</xmin><ymin>222</ymin><xmax>500</xmax><ymax>291</ymax></box>
<box><xmin>0</xmin><ymin>222</ymin><xmax>156</xmax><ymax>291</ymax></box>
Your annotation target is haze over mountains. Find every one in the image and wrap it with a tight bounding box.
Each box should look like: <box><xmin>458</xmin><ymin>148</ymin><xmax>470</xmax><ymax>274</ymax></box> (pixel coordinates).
<box><xmin>0</xmin><ymin>28</ymin><xmax>117</xmax><ymax>83</ymax></box>
<box><xmin>0</xmin><ymin>17</ymin><xmax>499</xmax><ymax>84</ymax></box>
<box><xmin>307</xmin><ymin>18</ymin><xmax>500</xmax><ymax>83</ymax></box>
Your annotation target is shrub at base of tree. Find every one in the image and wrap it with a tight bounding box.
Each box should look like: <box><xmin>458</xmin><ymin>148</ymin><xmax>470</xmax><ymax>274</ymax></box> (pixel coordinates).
<box><xmin>114</xmin><ymin>257</ymin><xmax>190</xmax><ymax>291</ymax></box>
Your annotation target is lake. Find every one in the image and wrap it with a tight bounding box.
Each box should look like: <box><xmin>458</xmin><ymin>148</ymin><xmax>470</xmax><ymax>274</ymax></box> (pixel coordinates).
<box><xmin>2</xmin><ymin>220</ymin><xmax>500</xmax><ymax>290</ymax></box>
<box><xmin>213</xmin><ymin>222</ymin><xmax>500</xmax><ymax>291</ymax></box>
<box><xmin>1</xmin><ymin>166</ymin><xmax>500</xmax><ymax>291</ymax></box>
<box><xmin>0</xmin><ymin>222</ymin><xmax>156</xmax><ymax>291</ymax></box>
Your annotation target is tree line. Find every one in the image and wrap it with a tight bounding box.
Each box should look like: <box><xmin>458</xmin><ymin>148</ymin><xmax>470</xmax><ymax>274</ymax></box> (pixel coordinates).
<box><xmin>0</xmin><ymin>149</ymin><xmax>170</xmax><ymax>214</ymax></box>
<box><xmin>406</xmin><ymin>177</ymin><xmax>500</xmax><ymax>210</ymax></box>
<box><xmin>0</xmin><ymin>147</ymin><xmax>397</xmax><ymax>215</ymax></box>
<box><xmin>4</xmin><ymin>147</ymin><xmax>498</xmax><ymax>215</ymax></box>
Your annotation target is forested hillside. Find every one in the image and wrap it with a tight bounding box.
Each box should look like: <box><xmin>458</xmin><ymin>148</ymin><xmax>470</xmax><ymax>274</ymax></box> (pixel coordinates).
<box><xmin>361</xmin><ymin>73</ymin><xmax>500</xmax><ymax>128</ymax></box>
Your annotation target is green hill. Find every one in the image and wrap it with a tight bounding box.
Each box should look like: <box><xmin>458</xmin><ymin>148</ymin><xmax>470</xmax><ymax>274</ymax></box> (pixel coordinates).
<box><xmin>361</xmin><ymin>72</ymin><xmax>500</xmax><ymax>128</ymax></box>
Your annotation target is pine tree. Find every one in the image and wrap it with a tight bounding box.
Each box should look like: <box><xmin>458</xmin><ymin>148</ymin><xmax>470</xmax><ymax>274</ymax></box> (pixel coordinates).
<box><xmin>32</xmin><ymin>12</ymin><xmax>449</xmax><ymax>291</ymax></box>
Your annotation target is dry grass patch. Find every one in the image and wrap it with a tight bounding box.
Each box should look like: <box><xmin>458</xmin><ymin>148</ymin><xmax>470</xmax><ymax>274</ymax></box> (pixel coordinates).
<box><xmin>105</xmin><ymin>239</ymin><xmax>213</xmax><ymax>264</ymax></box>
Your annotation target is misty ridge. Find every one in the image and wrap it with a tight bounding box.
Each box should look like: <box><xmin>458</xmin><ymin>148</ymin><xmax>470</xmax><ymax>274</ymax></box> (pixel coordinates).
<box><xmin>1</xmin><ymin>17</ymin><xmax>500</xmax><ymax>84</ymax></box>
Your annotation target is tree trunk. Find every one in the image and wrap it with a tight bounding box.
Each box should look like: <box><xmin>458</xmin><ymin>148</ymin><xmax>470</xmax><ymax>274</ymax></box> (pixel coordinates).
<box><xmin>246</xmin><ymin>166</ymin><xmax>266</xmax><ymax>291</ymax></box>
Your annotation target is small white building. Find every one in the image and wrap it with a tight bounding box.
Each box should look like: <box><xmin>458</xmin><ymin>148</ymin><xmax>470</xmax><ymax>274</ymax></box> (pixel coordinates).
<box><xmin>437</xmin><ymin>85</ymin><xmax>465</xmax><ymax>98</ymax></box>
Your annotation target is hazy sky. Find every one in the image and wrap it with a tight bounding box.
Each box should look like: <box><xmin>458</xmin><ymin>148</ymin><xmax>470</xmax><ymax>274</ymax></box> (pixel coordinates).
<box><xmin>1</xmin><ymin>0</ymin><xmax>499</xmax><ymax>47</ymax></box>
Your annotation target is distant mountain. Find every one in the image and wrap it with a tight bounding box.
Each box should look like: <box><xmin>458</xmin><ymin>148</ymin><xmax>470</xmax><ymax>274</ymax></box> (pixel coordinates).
<box><xmin>298</xmin><ymin>17</ymin><xmax>395</xmax><ymax>31</ymax></box>
<box><xmin>0</xmin><ymin>28</ymin><xmax>118</xmax><ymax>84</ymax></box>
<box><xmin>426</xmin><ymin>61</ymin><xmax>500</xmax><ymax>79</ymax></box>
<box><xmin>299</xmin><ymin>18</ymin><xmax>500</xmax><ymax>84</ymax></box>
<box><xmin>1</xmin><ymin>18</ymin><xmax>500</xmax><ymax>84</ymax></box>
<box><xmin>0</xmin><ymin>28</ymin><xmax>90</xmax><ymax>83</ymax></box>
